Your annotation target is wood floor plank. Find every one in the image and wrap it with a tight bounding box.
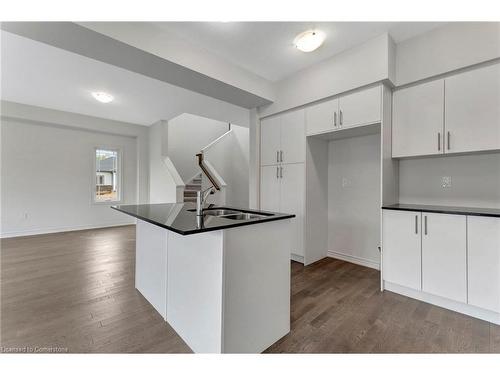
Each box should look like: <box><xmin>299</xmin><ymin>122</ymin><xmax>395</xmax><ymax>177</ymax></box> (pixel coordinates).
<box><xmin>1</xmin><ymin>225</ymin><xmax>498</xmax><ymax>353</ymax></box>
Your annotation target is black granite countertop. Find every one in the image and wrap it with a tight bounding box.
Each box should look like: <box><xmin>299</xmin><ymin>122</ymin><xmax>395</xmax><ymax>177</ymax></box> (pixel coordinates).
<box><xmin>111</xmin><ymin>203</ymin><xmax>295</xmax><ymax>235</ymax></box>
<box><xmin>382</xmin><ymin>203</ymin><xmax>500</xmax><ymax>218</ymax></box>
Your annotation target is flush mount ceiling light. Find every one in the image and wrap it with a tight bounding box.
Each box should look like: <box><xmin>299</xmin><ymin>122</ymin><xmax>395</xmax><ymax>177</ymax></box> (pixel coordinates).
<box><xmin>293</xmin><ymin>30</ymin><xmax>326</xmax><ymax>52</ymax></box>
<box><xmin>91</xmin><ymin>91</ymin><xmax>114</xmax><ymax>103</ymax></box>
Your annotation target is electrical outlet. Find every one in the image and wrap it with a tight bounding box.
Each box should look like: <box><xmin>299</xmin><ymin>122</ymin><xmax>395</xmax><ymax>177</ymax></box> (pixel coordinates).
<box><xmin>441</xmin><ymin>176</ymin><xmax>452</xmax><ymax>188</ymax></box>
<box><xmin>342</xmin><ymin>177</ymin><xmax>352</xmax><ymax>188</ymax></box>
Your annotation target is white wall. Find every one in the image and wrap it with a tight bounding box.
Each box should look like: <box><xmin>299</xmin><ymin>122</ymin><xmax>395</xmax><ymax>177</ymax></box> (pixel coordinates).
<box><xmin>203</xmin><ymin>125</ymin><xmax>249</xmax><ymax>208</ymax></box>
<box><xmin>167</xmin><ymin>113</ymin><xmax>229</xmax><ymax>183</ymax></box>
<box><xmin>328</xmin><ymin>133</ymin><xmax>381</xmax><ymax>268</ymax></box>
<box><xmin>396</xmin><ymin>22</ymin><xmax>500</xmax><ymax>86</ymax></box>
<box><xmin>259</xmin><ymin>34</ymin><xmax>394</xmax><ymax>118</ymax></box>
<box><xmin>1</xmin><ymin>101</ymin><xmax>150</xmax><ymax>203</ymax></box>
<box><xmin>1</xmin><ymin>117</ymin><xmax>139</xmax><ymax>237</ymax></box>
<box><xmin>248</xmin><ymin>109</ymin><xmax>259</xmax><ymax>209</ymax></box>
<box><xmin>399</xmin><ymin>153</ymin><xmax>500</xmax><ymax>209</ymax></box>
<box><xmin>148</xmin><ymin>120</ymin><xmax>181</xmax><ymax>204</ymax></box>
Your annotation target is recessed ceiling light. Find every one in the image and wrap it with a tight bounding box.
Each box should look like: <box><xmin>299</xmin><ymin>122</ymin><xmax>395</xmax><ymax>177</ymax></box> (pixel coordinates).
<box><xmin>293</xmin><ymin>30</ymin><xmax>326</xmax><ymax>52</ymax></box>
<box><xmin>92</xmin><ymin>91</ymin><xmax>114</xmax><ymax>103</ymax></box>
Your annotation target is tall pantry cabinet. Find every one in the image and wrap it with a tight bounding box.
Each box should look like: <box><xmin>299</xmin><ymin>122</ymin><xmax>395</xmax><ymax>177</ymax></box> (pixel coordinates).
<box><xmin>260</xmin><ymin>109</ymin><xmax>306</xmax><ymax>262</ymax></box>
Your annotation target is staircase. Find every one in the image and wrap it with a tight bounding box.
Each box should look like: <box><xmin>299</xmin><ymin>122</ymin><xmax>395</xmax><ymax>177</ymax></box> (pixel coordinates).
<box><xmin>183</xmin><ymin>174</ymin><xmax>202</xmax><ymax>203</ymax></box>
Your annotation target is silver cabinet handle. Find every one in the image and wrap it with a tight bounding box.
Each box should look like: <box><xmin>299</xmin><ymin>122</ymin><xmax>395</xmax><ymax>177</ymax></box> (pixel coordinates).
<box><xmin>280</xmin><ymin>166</ymin><xmax>283</xmax><ymax>178</ymax></box>
<box><xmin>438</xmin><ymin>133</ymin><xmax>441</xmax><ymax>151</ymax></box>
<box><xmin>280</xmin><ymin>150</ymin><xmax>283</xmax><ymax>163</ymax></box>
<box><xmin>424</xmin><ymin>216</ymin><xmax>428</xmax><ymax>235</ymax></box>
<box><xmin>276</xmin><ymin>166</ymin><xmax>279</xmax><ymax>179</ymax></box>
<box><xmin>334</xmin><ymin>111</ymin><xmax>337</xmax><ymax>127</ymax></box>
<box><xmin>339</xmin><ymin>110</ymin><xmax>343</xmax><ymax>127</ymax></box>
<box><xmin>415</xmin><ymin>215</ymin><xmax>418</xmax><ymax>234</ymax></box>
<box><xmin>276</xmin><ymin>150</ymin><xmax>279</xmax><ymax>163</ymax></box>
<box><xmin>447</xmin><ymin>131</ymin><xmax>451</xmax><ymax>150</ymax></box>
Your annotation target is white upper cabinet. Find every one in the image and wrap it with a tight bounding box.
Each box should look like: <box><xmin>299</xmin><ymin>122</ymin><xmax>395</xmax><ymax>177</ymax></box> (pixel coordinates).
<box><xmin>445</xmin><ymin>64</ymin><xmax>500</xmax><ymax>154</ymax></box>
<box><xmin>467</xmin><ymin>216</ymin><xmax>500</xmax><ymax>313</ymax></box>
<box><xmin>305</xmin><ymin>98</ymin><xmax>338</xmax><ymax>135</ymax></box>
<box><xmin>280</xmin><ymin>109</ymin><xmax>305</xmax><ymax>164</ymax></box>
<box><xmin>306</xmin><ymin>86</ymin><xmax>382</xmax><ymax>136</ymax></box>
<box><xmin>260</xmin><ymin>116</ymin><xmax>281</xmax><ymax>166</ymax></box>
<box><xmin>421</xmin><ymin>213</ymin><xmax>467</xmax><ymax>303</ymax></box>
<box><xmin>338</xmin><ymin>86</ymin><xmax>381</xmax><ymax>129</ymax></box>
<box><xmin>392</xmin><ymin>80</ymin><xmax>445</xmax><ymax>158</ymax></box>
<box><xmin>382</xmin><ymin>210</ymin><xmax>422</xmax><ymax>290</ymax></box>
<box><xmin>260</xmin><ymin>109</ymin><xmax>305</xmax><ymax>166</ymax></box>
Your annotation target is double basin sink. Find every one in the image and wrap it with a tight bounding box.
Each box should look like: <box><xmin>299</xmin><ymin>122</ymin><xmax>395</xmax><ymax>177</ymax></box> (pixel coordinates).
<box><xmin>200</xmin><ymin>208</ymin><xmax>271</xmax><ymax>221</ymax></box>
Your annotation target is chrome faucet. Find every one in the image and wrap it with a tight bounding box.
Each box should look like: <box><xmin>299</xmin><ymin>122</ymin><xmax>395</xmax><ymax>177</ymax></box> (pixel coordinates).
<box><xmin>196</xmin><ymin>186</ymin><xmax>215</xmax><ymax>216</ymax></box>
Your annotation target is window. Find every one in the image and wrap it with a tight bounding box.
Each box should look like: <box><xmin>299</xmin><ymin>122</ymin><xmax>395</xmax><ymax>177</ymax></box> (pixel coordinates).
<box><xmin>94</xmin><ymin>148</ymin><xmax>121</xmax><ymax>203</ymax></box>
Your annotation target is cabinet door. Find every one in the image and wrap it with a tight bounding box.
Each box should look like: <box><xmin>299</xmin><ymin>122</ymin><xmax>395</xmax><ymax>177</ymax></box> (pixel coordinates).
<box><xmin>468</xmin><ymin>216</ymin><xmax>500</xmax><ymax>313</ymax></box>
<box><xmin>260</xmin><ymin>116</ymin><xmax>281</xmax><ymax>166</ymax></box>
<box><xmin>280</xmin><ymin>163</ymin><xmax>305</xmax><ymax>257</ymax></box>
<box><xmin>422</xmin><ymin>213</ymin><xmax>467</xmax><ymax>303</ymax></box>
<box><xmin>280</xmin><ymin>109</ymin><xmax>305</xmax><ymax>164</ymax></box>
<box><xmin>392</xmin><ymin>80</ymin><xmax>445</xmax><ymax>158</ymax></box>
<box><xmin>260</xmin><ymin>165</ymin><xmax>280</xmax><ymax>213</ymax></box>
<box><xmin>338</xmin><ymin>86</ymin><xmax>381</xmax><ymax>129</ymax></box>
<box><xmin>445</xmin><ymin>64</ymin><xmax>500</xmax><ymax>154</ymax></box>
<box><xmin>305</xmin><ymin>98</ymin><xmax>339</xmax><ymax>135</ymax></box>
<box><xmin>382</xmin><ymin>210</ymin><xmax>422</xmax><ymax>290</ymax></box>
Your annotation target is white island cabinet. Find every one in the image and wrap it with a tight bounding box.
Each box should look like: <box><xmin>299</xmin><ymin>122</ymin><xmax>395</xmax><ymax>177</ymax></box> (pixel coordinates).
<box><xmin>113</xmin><ymin>203</ymin><xmax>293</xmax><ymax>353</ymax></box>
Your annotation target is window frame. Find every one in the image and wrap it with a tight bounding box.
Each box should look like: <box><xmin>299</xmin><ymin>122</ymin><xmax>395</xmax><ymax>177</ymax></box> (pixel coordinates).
<box><xmin>92</xmin><ymin>146</ymin><xmax>123</xmax><ymax>205</ymax></box>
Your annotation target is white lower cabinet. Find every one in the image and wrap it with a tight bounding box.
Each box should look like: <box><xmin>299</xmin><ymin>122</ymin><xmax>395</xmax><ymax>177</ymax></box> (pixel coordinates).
<box><xmin>382</xmin><ymin>210</ymin><xmax>422</xmax><ymax>290</ymax></box>
<box><xmin>467</xmin><ymin>216</ymin><xmax>500</xmax><ymax>313</ymax></box>
<box><xmin>383</xmin><ymin>209</ymin><xmax>500</xmax><ymax>323</ymax></box>
<box><xmin>260</xmin><ymin>163</ymin><xmax>305</xmax><ymax>259</ymax></box>
<box><xmin>421</xmin><ymin>213</ymin><xmax>467</xmax><ymax>303</ymax></box>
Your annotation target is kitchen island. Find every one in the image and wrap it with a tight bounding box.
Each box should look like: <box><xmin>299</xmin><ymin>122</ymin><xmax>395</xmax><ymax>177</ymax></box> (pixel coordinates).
<box><xmin>112</xmin><ymin>203</ymin><xmax>294</xmax><ymax>353</ymax></box>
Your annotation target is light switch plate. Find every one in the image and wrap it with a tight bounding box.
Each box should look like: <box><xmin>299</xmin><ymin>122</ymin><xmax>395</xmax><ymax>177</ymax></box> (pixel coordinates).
<box><xmin>441</xmin><ymin>176</ymin><xmax>452</xmax><ymax>188</ymax></box>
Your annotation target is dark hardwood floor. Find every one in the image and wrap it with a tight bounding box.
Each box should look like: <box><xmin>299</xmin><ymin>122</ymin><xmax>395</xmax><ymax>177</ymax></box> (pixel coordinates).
<box><xmin>1</xmin><ymin>225</ymin><xmax>499</xmax><ymax>353</ymax></box>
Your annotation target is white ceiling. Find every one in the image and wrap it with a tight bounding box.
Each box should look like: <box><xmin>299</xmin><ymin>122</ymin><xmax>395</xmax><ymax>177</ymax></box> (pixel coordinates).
<box><xmin>0</xmin><ymin>31</ymin><xmax>249</xmax><ymax>126</ymax></box>
<box><xmin>1</xmin><ymin>22</ymin><xmax>446</xmax><ymax>125</ymax></box>
<box><xmin>153</xmin><ymin>22</ymin><xmax>446</xmax><ymax>81</ymax></box>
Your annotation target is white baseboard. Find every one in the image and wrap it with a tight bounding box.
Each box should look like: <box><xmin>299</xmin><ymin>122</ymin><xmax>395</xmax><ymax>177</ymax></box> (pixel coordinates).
<box><xmin>0</xmin><ymin>221</ymin><xmax>136</xmax><ymax>239</ymax></box>
<box><xmin>291</xmin><ymin>253</ymin><xmax>304</xmax><ymax>264</ymax></box>
<box><xmin>327</xmin><ymin>250</ymin><xmax>380</xmax><ymax>270</ymax></box>
<box><xmin>384</xmin><ymin>281</ymin><xmax>500</xmax><ymax>325</ymax></box>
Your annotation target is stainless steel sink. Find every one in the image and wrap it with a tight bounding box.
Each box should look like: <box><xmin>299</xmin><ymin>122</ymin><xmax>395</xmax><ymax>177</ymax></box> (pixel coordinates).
<box><xmin>203</xmin><ymin>209</ymin><xmax>239</xmax><ymax>216</ymax></box>
<box><xmin>202</xmin><ymin>208</ymin><xmax>270</xmax><ymax>220</ymax></box>
<box><xmin>221</xmin><ymin>213</ymin><xmax>266</xmax><ymax>220</ymax></box>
